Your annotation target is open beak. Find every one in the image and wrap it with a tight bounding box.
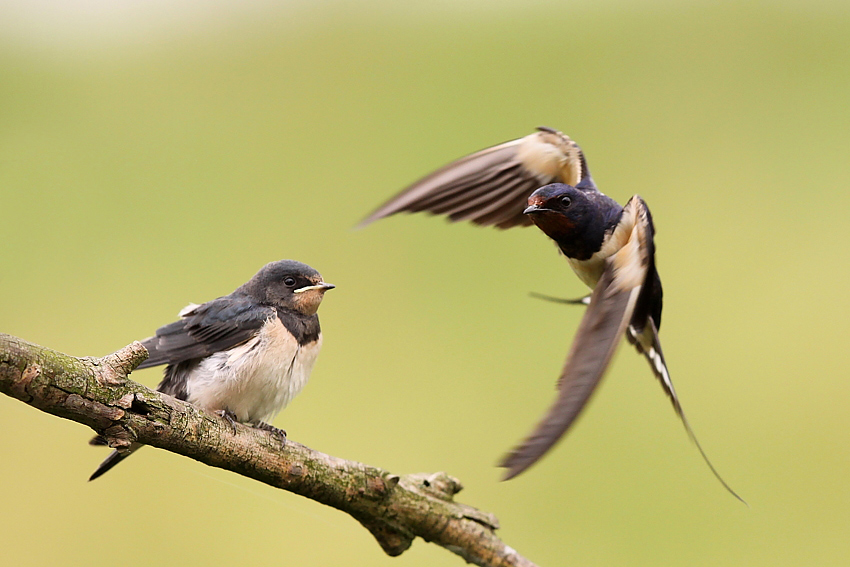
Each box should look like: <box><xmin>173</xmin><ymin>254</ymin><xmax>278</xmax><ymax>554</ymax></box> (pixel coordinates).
<box><xmin>294</xmin><ymin>282</ymin><xmax>336</xmax><ymax>294</ymax></box>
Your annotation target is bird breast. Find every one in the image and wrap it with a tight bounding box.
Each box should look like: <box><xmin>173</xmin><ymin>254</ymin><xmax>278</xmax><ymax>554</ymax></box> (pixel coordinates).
<box><xmin>565</xmin><ymin>197</ymin><xmax>645</xmax><ymax>290</ymax></box>
<box><xmin>567</xmin><ymin>256</ymin><xmax>607</xmax><ymax>289</ymax></box>
<box><xmin>185</xmin><ymin>317</ymin><xmax>322</xmax><ymax>424</ymax></box>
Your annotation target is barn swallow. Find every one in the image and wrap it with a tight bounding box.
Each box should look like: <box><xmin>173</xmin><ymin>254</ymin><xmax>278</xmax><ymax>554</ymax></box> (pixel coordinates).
<box><xmin>362</xmin><ymin>127</ymin><xmax>743</xmax><ymax>502</ymax></box>
<box><xmin>89</xmin><ymin>260</ymin><xmax>334</xmax><ymax>481</ymax></box>
<box><xmin>503</xmin><ymin>184</ymin><xmax>743</xmax><ymax>502</ymax></box>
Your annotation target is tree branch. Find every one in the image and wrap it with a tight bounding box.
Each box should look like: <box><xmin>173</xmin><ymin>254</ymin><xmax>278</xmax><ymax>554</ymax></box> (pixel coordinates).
<box><xmin>0</xmin><ymin>333</ymin><xmax>538</xmax><ymax>567</ymax></box>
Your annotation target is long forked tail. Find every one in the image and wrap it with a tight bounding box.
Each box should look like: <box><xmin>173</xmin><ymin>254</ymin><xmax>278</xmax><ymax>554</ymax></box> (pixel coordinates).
<box><xmin>676</xmin><ymin>401</ymin><xmax>748</xmax><ymax>506</ymax></box>
<box><xmin>628</xmin><ymin>321</ymin><xmax>748</xmax><ymax>506</ymax></box>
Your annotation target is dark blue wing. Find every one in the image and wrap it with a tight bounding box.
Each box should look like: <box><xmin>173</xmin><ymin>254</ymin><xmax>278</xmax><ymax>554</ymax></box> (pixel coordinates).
<box><xmin>137</xmin><ymin>295</ymin><xmax>275</xmax><ymax>368</ymax></box>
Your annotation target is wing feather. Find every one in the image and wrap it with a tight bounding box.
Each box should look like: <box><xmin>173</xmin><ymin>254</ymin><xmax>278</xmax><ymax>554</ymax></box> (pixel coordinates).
<box><xmin>360</xmin><ymin>141</ymin><xmax>524</xmax><ymax>226</ymax></box>
<box><xmin>411</xmin><ymin>161</ymin><xmax>524</xmax><ymax>212</ymax></box>
<box><xmin>499</xmin><ymin>263</ymin><xmax>642</xmax><ymax>479</ymax></box>
<box><xmin>446</xmin><ymin>175</ymin><xmax>535</xmax><ymax>222</ymax></box>
<box><xmin>424</xmin><ymin>163</ymin><xmax>525</xmax><ymax>215</ymax></box>
<box><xmin>359</xmin><ymin>127</ymin><xmax>587</xmax><ymax>229</ymax></box>
<box><xmin>499</xmin><ymin>215</ymin><xmax>650</xmax><ymax>479</ymax></box>
<box><xmin>137</xmin><ymin>296</ymin><xmax>274</xmax><ymax>369</ymax></box>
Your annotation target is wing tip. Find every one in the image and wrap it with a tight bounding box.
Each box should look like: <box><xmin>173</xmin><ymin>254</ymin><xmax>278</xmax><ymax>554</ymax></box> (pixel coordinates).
<box><xmin>134</xmin><ymin>359</ymin><xmax>159</xmax><ymax>370</ymax></box>
<box><xmin>500</xmin><ymin>468</ymin><xmax>522</xmax><ymax>481</ymax></box>
<box><xmin>353</xmin><ymin>216</ymin><xmax>377</xmax><ymax>230</ymax></box>
<box><xmin>355</xmin><ymin>208</ymin><xmax>394</xmax><ymax>229</ymax></box>
<box><xmin>497</xmin><ymin>449</ymin><xmax>537</xmax><ymax>481</ymax></box>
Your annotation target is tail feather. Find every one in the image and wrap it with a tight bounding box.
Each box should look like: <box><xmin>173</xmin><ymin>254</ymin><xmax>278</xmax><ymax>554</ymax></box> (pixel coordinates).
<box><xmin>528</xmin><ymin>291</ymin><xmax>592</xmax><ymax>306</ymax></box>
<box><xmin>627</xmin><ymin>321</ymin><xmax>747</xmax><ymax>505</ymax></box>
<box><xmin>89</xmin><ymin>442</ymin><xmax>142</xmax><ymax>481</ymax></box>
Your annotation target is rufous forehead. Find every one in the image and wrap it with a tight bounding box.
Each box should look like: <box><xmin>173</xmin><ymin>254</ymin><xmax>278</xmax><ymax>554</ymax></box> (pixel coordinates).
<box><xmin>528</xmin><ymin>194</ymin><xmax>547</xmax><ymax>207</ymax></box>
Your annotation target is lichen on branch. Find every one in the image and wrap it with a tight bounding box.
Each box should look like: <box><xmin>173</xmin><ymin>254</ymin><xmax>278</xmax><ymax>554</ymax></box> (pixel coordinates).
<box><xmin>0</xmin><ymin>333</ymin><xmax>538</xmax><ymax>567</ymax></box>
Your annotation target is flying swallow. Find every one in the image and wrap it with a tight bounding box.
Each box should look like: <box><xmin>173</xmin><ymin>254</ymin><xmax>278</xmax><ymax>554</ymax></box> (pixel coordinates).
<box><xmin>362</xmin><ymin>127</ymin><xmax>743</xmax><ymax>502</ymax></box>
<box><xmin>89</xmin><ymin>260</ymin><xmax>334</xmax><ymax>480</ymax></box>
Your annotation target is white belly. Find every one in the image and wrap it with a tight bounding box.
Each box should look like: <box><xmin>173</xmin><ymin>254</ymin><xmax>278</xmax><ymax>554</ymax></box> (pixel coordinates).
<box><xmin>567</xmin><ymin>256</ymin><xmax>606</xmax><ymax>289</ymax></box>
<box><xmin>185</xmin><ymin>319</ymin><xmax>322</xmax><ymax>424</ymax></box>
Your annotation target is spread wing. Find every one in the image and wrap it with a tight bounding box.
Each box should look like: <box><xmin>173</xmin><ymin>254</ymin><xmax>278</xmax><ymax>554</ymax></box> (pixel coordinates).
<box><xmin>137</xmin><ymin>296</ymin><xmax>275</xmax><ymax>369</ymax></box>
<box><xmin>500</xmin><ymin>198</ymin><xmax>651</xmax><ymax>480</ymax></box>
<box><xmin>359</xmin><ymin>127</ymin><xmax>590</xmax><ymax>229</ymax></box>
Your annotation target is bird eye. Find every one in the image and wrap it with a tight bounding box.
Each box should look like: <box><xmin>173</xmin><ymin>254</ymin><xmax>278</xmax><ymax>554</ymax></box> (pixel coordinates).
<box><xmin>284</xmin><ymin>277</ymin><xmax>297</xmax><ymax>287</ymax></box>
<box><xmin>560</xmin><ymin>196</ymin><xmax>572</xmax><ymax>207</ymax></box>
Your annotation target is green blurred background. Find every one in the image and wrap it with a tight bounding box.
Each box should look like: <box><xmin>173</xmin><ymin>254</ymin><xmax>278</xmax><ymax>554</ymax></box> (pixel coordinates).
<box><xmin>2</xmin><ymin>1</ymin><xmax>848</xmax><ymax>565</ymax></box>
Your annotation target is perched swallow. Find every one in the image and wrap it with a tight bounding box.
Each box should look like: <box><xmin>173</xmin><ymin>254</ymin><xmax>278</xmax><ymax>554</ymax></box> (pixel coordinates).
<box><xmin>89</xmin><ymin>260</ymin><xmax>334</xmax><ymax>481</ymax></box>
<box><xmin>362</xmin><ymin>127</ymin><xmax>743</xmax><ymax>502</ymax></box>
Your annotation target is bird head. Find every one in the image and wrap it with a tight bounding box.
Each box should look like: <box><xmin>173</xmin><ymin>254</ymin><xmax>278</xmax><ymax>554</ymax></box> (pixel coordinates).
<box><xmin>245</xmin><ymin>260</ymin><xmax>335</xmax><ymax>316</ymax></box>
<box><xmin>523</xmin><ymin>183</ymin><xmax>597</xmax><ymax>242</ymax></box>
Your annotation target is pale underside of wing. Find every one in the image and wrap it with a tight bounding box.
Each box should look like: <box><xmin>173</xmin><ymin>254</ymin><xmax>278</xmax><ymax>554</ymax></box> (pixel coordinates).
<box><xmin>359</xmin><ymin>128</ymin><xmax>585</xmax><ymax>229</ymax></box>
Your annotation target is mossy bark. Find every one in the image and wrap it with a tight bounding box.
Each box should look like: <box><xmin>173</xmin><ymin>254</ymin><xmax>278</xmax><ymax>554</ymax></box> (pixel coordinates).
<box><xmin>0</xmin><ymin>333</ymin><xmax>537</xmax><ymax>567</ymax></box>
